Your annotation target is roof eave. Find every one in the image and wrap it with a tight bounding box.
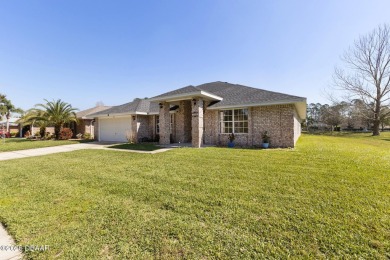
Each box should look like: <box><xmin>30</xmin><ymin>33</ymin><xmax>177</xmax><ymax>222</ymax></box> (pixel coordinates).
<box><xmin>148</xmin><ymin>91</ymin><xmax>223</xmax><ymax>103</ymax></box>
<box><xmin>92</xmin><ymin>112</ymin><xmax>135</xmax><ymax>118</ymax></box>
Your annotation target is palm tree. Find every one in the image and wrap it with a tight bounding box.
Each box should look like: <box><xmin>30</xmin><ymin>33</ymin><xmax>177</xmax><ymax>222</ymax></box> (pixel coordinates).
<box><xmin>28</xmin><ymin>99</ymin><xmax>78</xmax><ymax>140</ymax></box>
<box><xmin>17</xmin><ymin>109</ymin><xmax>48</xmax><ymax>137</ymax></box>
<box><xmin>0</xmin><ymin>94</ymin><xmax>24</xmax><ymax>132</ymax></box>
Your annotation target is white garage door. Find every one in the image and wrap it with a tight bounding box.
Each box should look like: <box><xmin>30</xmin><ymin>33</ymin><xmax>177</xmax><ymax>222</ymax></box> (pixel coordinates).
<box><xmin>99</xmin><ymin>117</ymin><xmax>132</xmax><ymax>142</ymax></box>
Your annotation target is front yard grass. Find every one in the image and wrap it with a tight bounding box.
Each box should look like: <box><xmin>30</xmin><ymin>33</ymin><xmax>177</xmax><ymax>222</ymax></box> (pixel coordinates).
<box><xmin>0</xmin><ymin>138</ymin><xmax>90</xmax><ymax>152</ymax></box>
<box><xmin>108</xmin><ymin>143</ymin><xmax>162</xmax><ymax>151</ymax></box>
<box><xmin>0</xmin><ymin>133</ymin><xmax>389</xmax><ymax>258</ymax></box>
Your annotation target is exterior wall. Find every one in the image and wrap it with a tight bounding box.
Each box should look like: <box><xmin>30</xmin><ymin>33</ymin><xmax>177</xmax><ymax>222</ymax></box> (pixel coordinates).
<box><xmin>76</xmin><ymin>119</ymin><xmax>94</xmax><ymax>137</ymax></box>
<box><xmin>293</xmin><ymin>109</ymin><xmax>302</xmax><ymax>145</ymax></box>
<box><xmin>93</xmin><ymin>104</ymin><xmax>300</xmax><ymax>147</ymax></box>
<box><xmin>148</xmin><ymin>115</ymin><xmax>157</xmax><ymax>141</ymax></box>
<box><xmin>136</xmin><ymin>115</ymin><xmax>152</xmax><ymax>141</ymax></box>
<box><xmin>251</xmin><ymin>105</ymin><xmax>295</xmax><ymax>147</ymax></box>
<box><xmin>9</xmin><ymin>125</ymin><xmax>19</xmax><ymax>134</ymax></box>
<box><xmin>205</xmin><ymin>104</ymin><xmax>297</xmax><ymax>148</ymax></box>
<box><xmin>204</xmin><ymin>101</ymin><xmax>219</xmax><ymax>145</ymax></box>
<box><xmin>94</xmin><ymin>118</ymin><xmax>99</xmax><ymax>140</ymax></box>
<box><xmin>76</xmin><ymin>120</ymin><xmax>86</xmax><ymax>135</ymax></box>
<box><xmin>159</xmin><ymin>103</ymin><xmax>170</xmax><ymax>145</ymax></box>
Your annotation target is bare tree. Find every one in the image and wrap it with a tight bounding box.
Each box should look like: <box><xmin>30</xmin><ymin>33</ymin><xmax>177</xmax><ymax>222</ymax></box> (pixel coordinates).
<box><xmin>334</xmin><ymin>24</ymin><xmax>390</xmax><ymax>136</ymax></box>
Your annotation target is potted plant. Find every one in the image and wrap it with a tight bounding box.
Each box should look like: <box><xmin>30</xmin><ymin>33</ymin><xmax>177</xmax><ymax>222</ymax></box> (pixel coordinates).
<box><xmin>262</xmin><ymin>131</ymin><xmax>270</xmax><ymax>148</ymax></box>
<box><xmin>228</xmin><ymin>133</ymin><xmax>235</xmax><ymax>148</ymax></box>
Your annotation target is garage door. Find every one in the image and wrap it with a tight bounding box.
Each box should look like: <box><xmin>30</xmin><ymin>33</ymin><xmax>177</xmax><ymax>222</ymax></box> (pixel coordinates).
<box><xmin>99</xmin><ymin>117</ymin><xmax>132</xmax><ymax>142</ymax></box>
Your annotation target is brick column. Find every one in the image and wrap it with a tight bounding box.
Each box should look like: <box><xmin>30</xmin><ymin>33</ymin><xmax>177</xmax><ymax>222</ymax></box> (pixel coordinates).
<box><xmin>159</xmin><ymin>102</ymin><xmax>170</xmax><ymax>145</ymax></box>
<box><xmin>191</xmin><ymin>98</ymin><xmax>204</xmax><ymax>148</ymax></box>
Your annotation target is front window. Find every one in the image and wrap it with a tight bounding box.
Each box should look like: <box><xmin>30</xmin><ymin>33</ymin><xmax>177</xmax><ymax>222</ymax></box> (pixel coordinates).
<box><xmin>220</xmin><ymin>109</ymin><xmax>248</xmax><ymax>133</ymax></box>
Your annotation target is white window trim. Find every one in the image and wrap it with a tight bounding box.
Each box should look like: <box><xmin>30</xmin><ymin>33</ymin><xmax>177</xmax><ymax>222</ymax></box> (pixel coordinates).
<box><xmin>219</xmin><ymin>108</ymin><xmax>249</xmax><ymax>134</ymax></box>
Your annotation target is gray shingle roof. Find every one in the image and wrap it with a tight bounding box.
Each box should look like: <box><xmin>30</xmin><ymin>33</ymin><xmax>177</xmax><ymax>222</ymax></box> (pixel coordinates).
<box><xmin>89</xmin><ymin>98</ymin><xmax>159</xmax><ymax>117</ymax></box>
<box><xmin>76</xmin><ymin>106</ymin><xmax>112</xmax><ymax>118</ymax></box>
<box><xmin>149</xmin><ymin>81</ymin><xmax>305</xmax><ymax>108</ymax></box>
<box><xmin>151</xmin><ymin>85</ymin><xmax>198</xmax><ymax>99</ymax></box>
<box><xmin>90</xmin><ymin>81</ymin><xmax>306</xmax><ymax>117</ymax></box>
<box><xmin>196</xmin><ymin>82</ymin><xmax>305</xmax><ymax>109</ymax></box>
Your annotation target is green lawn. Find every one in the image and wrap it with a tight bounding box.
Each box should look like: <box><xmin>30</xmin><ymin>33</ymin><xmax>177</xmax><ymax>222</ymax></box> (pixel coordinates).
<box><xmin>0</xmin><ymin>133</ymin><xmax>389</xmax><ymax>258</ymax></box>
<box><xmin>0</xmin><ymin>138</ymin><xmax>90</xmax><ymax>152</ymax></box>
<box><xmin>108</xmin><ymin>143</ymin><xmax>162</xmax><ymax>151</ymax></box>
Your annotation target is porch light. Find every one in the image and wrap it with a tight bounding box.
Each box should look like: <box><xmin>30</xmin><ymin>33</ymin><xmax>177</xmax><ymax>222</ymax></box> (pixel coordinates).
<box><xmin>159</xmin><ymin>103</ymin><xmax>163</xmax><ymax>108</ymax></box>
<box><xmin>132</xmin><ymin>116</ymin><xmax>136</xmax><ymax>120</ymax></box>
<box><xmin>192</xmin><ymin>99</ymin><xmax>197</xmax><ymax>105</ymax></box>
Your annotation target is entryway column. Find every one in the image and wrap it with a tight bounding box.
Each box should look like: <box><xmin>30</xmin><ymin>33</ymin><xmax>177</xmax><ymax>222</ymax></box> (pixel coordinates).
<box><xmin>159</xmin><ymin>102</ymin><xmax>170</xmax><ymax>145</ymax></box>
<box><xmin>191</xmin><ymin>98</ymin><xmax>204</xmax><ymax>148</ymax></box>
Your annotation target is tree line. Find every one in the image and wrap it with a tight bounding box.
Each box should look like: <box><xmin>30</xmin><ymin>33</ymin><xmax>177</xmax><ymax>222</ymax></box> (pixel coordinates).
<box><xmin>306</xmin><ymin>100</ymin><xmax>390</xmax><ymax>132</ymax></box>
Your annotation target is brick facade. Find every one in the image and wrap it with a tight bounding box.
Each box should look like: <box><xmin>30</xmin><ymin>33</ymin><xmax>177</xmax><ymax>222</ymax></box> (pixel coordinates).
<box><xmin>95</xmin><ymin>103</ymin><xmax>301</xmax><ymax>148</ymax></box>
<box><xmin>75</xmin><ymin>119</ymin><xmax>94</xmax><ymax>137</ymax></box>
<box><xmin>136</xmin><ymin>115</ymin><xmax>152</xmax><ymax>141</ymax></box>
<box><xmin>204</xmin><ymin>104</ymin><xmax>300</xmax><ymax>148</ymax></box>
<box><xmin>94</xmin><ymin>119</ymin><xmax>99</xmax><ymax>140</ymax></box>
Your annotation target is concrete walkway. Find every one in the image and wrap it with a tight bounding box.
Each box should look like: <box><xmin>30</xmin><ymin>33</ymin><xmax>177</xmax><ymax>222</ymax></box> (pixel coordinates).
<box><xmin>0</xmin><ymin>224</ymin><xmax>22</xmax><ymax>260</ymax></box>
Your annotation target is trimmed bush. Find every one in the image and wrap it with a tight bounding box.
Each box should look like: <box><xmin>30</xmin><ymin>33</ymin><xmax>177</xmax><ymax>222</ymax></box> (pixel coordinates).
<box><xmin>83</xmin><ymin>133</ymin><xmax>92</xmax><ymax>140</ymax></box>
<box><xmin>59</xmin><ymin>128</ymin><xmax>73</xmax><ymax>140</ymax></box>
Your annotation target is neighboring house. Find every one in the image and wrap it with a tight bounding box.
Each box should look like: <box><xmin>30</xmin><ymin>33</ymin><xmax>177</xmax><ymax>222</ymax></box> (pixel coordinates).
<box><xmin>0</xmin><ymin>117</ymin><xmax>21</xmax><ymax>134</ymax></box>
<box><xmin>73</xmin><ymin>105</ymin><xmax>112</xmax><ymax>138</ymax></box>
<box><xmin>91</xmin><ymin>82</ymin><xmax>306</xmax><ymax>148</ymax></box>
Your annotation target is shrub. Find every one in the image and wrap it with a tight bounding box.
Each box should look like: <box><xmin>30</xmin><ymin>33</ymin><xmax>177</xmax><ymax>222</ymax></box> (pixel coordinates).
<box><xmin>76</xmin><ymin>133</ymin><xmax>83</xmax><ymax>139</ymax></box>
<box><xmin>24</xmin><ymin>130</ymin><xmax>31</xmax><ymax>138</ymax></box>
<box><xmin>34</xmin><ymin>131</ymin><xmax>41</xmax><ymax>137</ymax></box>
<box><xmin>83</xmin><ymin>133</ymin><xmax>92</xmax><ymax>140</ymax></box>
<box><xmin>59</xmin><ymin>128</ymin><xmax>73</xmax><ymax>140</ymax></box>
<box><xmin>45</xmin><ymin>132</ymin><xmax>52</xmax><ymax>140</ymax></box>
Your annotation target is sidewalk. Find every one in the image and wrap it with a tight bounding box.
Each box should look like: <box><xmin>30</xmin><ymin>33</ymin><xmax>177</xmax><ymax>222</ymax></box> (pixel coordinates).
<box><xmin>0</xmin><ymin>224</ymin><xmax>22</xmax><ymax>260</ymax></box>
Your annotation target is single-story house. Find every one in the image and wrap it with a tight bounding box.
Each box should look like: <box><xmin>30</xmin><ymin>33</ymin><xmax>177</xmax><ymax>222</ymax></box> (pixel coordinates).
<box><xmin>91</xmin><ymin>81</ymin><xmax>306</xmax><ymax>148</ymax></box>
<box><xmin>72</xmin><ymin>105</ymin><xmax>112</xmax><ymax>138</ymax></box>
<box><xmin>0</xmin><ymin>117</ymin><xmax>21</xmax><ymax>134</ymax></box>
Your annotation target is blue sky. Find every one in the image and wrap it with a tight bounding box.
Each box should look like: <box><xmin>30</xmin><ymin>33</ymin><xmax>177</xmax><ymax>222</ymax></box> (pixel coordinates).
<box><xmin>1</xmin><ymin>0</ymin><xmax>390</xmax><ymax>111</ymax></box>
